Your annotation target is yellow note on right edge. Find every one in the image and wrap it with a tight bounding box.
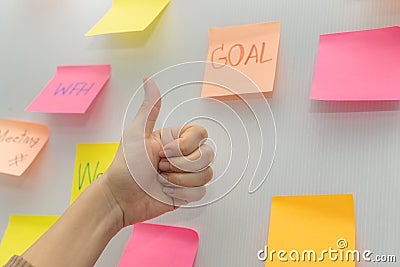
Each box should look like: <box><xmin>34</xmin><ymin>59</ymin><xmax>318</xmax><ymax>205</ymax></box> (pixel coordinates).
<box><xmin>265</xmin><ymin>194</ymin><xmax>355</xmax><ymax>266</ymax></box>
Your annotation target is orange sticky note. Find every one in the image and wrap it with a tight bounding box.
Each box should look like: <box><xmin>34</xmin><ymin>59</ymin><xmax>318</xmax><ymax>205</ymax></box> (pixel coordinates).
<box><xmin>0</xmin><ymin>119</ymin><xmax>49</xmax><ymax>176</ymax></box>
<box><xmin>202</xmin><ymin>22</ymin><xmax>280</xmax><ymax>100</ymax></box>
<box><xmin>265</xmin><ymin>194</ymin><xmax>355</xmax><ymax>266</ymax></box>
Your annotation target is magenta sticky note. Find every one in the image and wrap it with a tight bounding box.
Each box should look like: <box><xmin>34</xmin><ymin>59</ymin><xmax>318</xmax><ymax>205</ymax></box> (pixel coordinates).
<box><xmin>118</xmin><ymin>223</ymin><xmax>199</xmax><ymax>267</ymax></box>
<box><xmin>310</xmin><ymin>26</ymin><xmax>400</xmax><ymax>101</ymax></box>
<box><xmin>26</xmin><ymin>65</ymin><xmax>111</xmax><ymax>113</ymax></box>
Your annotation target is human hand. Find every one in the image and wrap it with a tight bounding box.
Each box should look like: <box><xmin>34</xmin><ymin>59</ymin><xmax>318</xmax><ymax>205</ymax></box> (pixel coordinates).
<box><xmin>18</xmin><ymin>79</ymin><xmax>214</xmax><ymax>267</ymax></box>
<box><xmin>102</xmin><ymin>78</ymin><xmax>214</xmax><ymax>227</ymax></box>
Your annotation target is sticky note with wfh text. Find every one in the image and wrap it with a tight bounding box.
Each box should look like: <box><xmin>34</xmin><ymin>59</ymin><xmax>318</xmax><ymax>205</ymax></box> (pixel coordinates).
<box><xmin>26</xmin><ymin>65</ymin><xmax>111</xmax><ymax>113</ymax></box>
<box><xmin>118</xmin><ymin>223</ymin><xmax>199</xmax><ymax>267</ymax></box>
<box><xmin>86</xmin><ymin>0</ymin><xmax>171</xmax><ymax>36</ymax></box>
<box><xmin>0</xmin><ymin>215</ymin><xmax>59</xmax><ymax>265</ymax></box>
<box><xmin>70</xmin><ymin>143</ymin><xmax>119</xmax><ymax>203</ymax></box>
<box><xmin>265</xmin><ymin>194</ymin><xmax>355</xmax><ymax>266</ymax></box>
<box><xmin>310</xmin><ymin>26</ymin><xmax>400</xmax><ymax>101</ymax></box>
<box><xmin>202</xmin><ymin>21</ymin><xmax>280</xmax><ymax>99</ymax></box>
<box><xmin>0</xmin><ymin>119</ymin><xmax>49</xmax><ymax>176</ymax></box>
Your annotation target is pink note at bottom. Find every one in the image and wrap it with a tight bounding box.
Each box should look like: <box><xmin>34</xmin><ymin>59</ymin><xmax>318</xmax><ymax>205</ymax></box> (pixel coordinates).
<box><xmin>118</xmin><ymin>223</ymin><xmax>199</xmax><ymax>267</ymax></box>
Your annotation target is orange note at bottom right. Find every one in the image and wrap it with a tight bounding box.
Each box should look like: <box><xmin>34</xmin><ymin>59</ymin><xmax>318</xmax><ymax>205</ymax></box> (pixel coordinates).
<box><xmin>265</xmin><ymin>194</ymin><xmax>355</xmax><ymax>266</ymax></box>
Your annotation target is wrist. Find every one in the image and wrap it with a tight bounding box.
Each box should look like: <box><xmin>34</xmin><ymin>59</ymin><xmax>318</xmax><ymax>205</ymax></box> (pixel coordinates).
<box><xmin>96</xmin><ymin>174</ymin><xmax>124</xmax><ymax>234</ymax></box>
<box><xmin>22</xmin><ymin>174</ymin><xmax>125</xmax><ymax>267</ymax></box>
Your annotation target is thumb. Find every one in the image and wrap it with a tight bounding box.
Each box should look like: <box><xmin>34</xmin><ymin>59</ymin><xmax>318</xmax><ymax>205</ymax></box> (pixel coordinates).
<box><xmin>134</xmin><ymin>78</ymin><xmax>162</xmax><ymax>137</ymax></box>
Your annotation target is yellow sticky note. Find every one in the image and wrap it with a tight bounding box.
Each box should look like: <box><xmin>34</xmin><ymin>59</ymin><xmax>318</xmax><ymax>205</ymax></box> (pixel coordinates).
<box><xmin>0</xmin><ymin>119</ymin><xmax>49</xmax><ymax>176</ymax></box>
<box><xmin>70</xmin><ymin>143</ymin><xmax>119</xmax><ymax>203</ymax></box>
<box><xmin>265</xmin><ymin>194</ymin><xmax>355</xmax><ymax>266</ymax></box>
<box><xmin>0</xmin><ymin>215</ymin><xmax>58</xmax><ymax>265</ymax></box>
<box><xmin>86</xmin><ymin>0</ymin><xmax>171</xmax><ymax>36</ymax></box>
<box><xmin>202</xmin><ymin>22</ymin><xmax>280</xmax><ymax>100</ymax></box>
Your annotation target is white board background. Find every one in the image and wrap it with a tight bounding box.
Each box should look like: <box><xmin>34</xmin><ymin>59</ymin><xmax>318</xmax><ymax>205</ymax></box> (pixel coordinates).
<box><xmin>0</xmin><ymin>0</ymin><xmax>399</xmax><ymax>266</ymax></box>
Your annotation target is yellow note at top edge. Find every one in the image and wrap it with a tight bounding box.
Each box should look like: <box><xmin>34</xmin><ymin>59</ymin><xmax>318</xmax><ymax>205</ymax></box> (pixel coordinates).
<box><xmin>0</xmin><ymin>215</ymin><xmax>59</xmax><ymax>265</ymax></box>
<box><xmin>265</xmin><ymin>194</ymin><xmax>355</xmax><ymax>266</ymax></box>
<box><xmin>70</xmin><ymin>143</ymin><xmax>119</xmax><ymax>204</ymax></box>
<box><xmin>86</xmin><ymin>0</ymin><xmax>171</xmax><ymax>36</ymax></box>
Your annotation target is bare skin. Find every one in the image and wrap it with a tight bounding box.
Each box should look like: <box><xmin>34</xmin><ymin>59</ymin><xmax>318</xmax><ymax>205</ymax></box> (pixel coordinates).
<box><xmin>21</xmin><ymin>78</ymin><xmax>214</xmax><ymax>267</ymax></box>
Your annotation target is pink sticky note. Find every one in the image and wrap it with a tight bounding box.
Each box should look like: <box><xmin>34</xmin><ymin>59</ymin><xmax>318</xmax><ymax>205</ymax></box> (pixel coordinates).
<box><xmin>118</xmin><ymin>223</ymin><xmax>199</xmax><ymax>267</ymax></box>
<box><xmin>26</xmin><ymin>65</ymin><xmax>111</xmax><ymax>113</ymax></box>
<box><xmin>0</xmin><ymin>119</ymin><xmax>49</xmax><ymax>176</ymax></box>
<box><xmin>310</xmin><ymin>26</ymin><xmax>400</xmax><ymax>101</ymax></box>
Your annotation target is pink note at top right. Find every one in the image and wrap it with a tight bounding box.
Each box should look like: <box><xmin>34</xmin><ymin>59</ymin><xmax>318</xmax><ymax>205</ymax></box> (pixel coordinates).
<box><xmin>310</xmin><ymin>26</ymin><xmax>400</xmax><ymax>101</ymax></box>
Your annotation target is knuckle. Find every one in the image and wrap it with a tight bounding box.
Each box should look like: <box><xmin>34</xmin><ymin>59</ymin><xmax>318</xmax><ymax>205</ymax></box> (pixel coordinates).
<box><xmin>139</xmin><ymin>102</ymin><xmax>149</xmax><ymax>113</ymax></box>
<box><xmin>142</xmin><ymin>99</ymin><xmax>153</xmax><ymax>109</ymax></box>
<box><xmin>165</xmin><ymin>172</ymin><xmax>173</xmax><ymax>183</ymax></box>
<box><xmin>140</xmin><ymin>100</ymin><xmax>159</xmax><ymax>114</ymax></box>
<box><xmin>199</xmin><ymin>167</ymin><xmax>213</xmax><ymax>185</ymax></box>
<box><xmin>179</xmin><ymin>140</ymin><xmax>191</xmax><ymax>155</ymax></box>
<box><xmin>180</xmin><ymin>124</ymin><xmax>192</xmax><ymax>135</ymax></box>
<box><xmin>197</xmin><ymin>126</ymin><xmax>208</xmax><ymax>139</ymax></box>
<box><xmin>173</xmin><ymin>174</ymin><xmax>183</xmax><ymax>186</ymax></box>
<box><xmin>202</xmin><ymin>145</ymin><xmax>215</xmax><ymax>162</ymax></box>
<box><xmin>205</xmin><ymin>167</ymin><xmax>213</xmax><ymax>183</ymax></box>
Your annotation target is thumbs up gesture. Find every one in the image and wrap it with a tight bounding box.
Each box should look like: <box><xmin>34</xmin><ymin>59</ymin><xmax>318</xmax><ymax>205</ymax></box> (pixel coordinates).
<box><xmin>103</xmin><ymin>78</ymin><xmax>214</xmax><ymax>227</ymax></box>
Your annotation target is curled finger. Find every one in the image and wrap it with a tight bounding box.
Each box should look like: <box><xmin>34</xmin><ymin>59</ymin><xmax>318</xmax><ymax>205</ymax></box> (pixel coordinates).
<box><xmin>163</xmin><ymin>186</ymin><xmax>206</xmax><ymax>203</ymax></box>
<box><xmin>158</xmin><ymin>167</ymin><xmax>213</xmax><ymax>187</ymax></box>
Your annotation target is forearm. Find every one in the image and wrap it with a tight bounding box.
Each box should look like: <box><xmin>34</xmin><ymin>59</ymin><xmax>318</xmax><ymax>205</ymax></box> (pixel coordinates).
<box><xmin>22</xmin><ymin>175</ymin><xmax>123</xmax><ymax>267</ymax></box>
<box><xmin>12</xmin><ymin>79</ymin><xmax>211</xmax><ymax>267</ymax></box>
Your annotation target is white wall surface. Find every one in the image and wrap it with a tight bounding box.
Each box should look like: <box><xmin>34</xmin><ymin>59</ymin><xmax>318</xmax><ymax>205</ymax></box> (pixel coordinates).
<box><xmin>0</xmin><ymin>0</ymin><xmax>399</xmax><ymax>266</ymax></box>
